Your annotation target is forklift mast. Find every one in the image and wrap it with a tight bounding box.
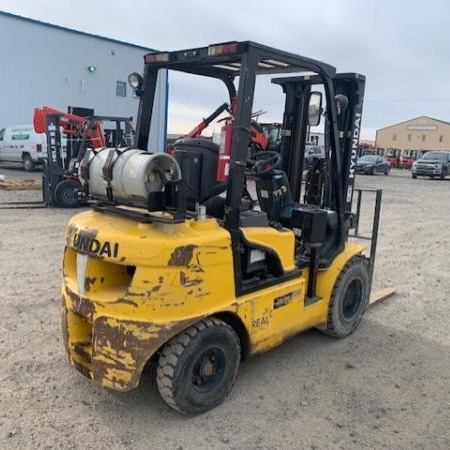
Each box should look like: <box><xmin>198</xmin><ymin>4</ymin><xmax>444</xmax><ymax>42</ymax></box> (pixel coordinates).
<box><xmin>273</xmin><ymin>73</ymin><xmax>365</xmax><ymax>219</ymax></box>
<box><xmin>333</xmin><ymin>74</ymin><xmax>366</xmax><ymax>215</ymax></box>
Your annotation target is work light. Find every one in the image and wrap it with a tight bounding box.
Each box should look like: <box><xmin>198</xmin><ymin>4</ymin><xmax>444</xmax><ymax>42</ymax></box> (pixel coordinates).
<box><xmin>128</xmin><ymin>72</ymin><xmax>143</xmax><ymax>89</ymax></box>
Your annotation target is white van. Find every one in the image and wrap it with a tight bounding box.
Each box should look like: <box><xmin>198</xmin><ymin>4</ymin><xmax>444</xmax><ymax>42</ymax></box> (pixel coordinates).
<box><xmin>0</xmin><ymin>125</ymin><xmax>47</xmax><ymax>171</ymax></box>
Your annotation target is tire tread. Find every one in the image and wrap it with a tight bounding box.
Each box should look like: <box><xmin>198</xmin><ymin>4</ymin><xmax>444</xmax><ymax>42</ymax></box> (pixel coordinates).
<box><xmin>157</xmin><ymin>318</ymin><xmax>240</xmax><ymax>414</ymax></box>
<box><xmin>323</xmin><ymin>255</ymin><xmax>369</xmax><ymax>338</ymax></box>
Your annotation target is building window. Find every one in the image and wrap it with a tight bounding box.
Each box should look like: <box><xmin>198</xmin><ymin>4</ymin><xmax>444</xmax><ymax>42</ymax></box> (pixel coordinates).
<box><xmin>407</xmin><ymin>134</ymin><xmax>411</xmax><ymax>141</ymax></box>
<box><xmin>116</xmin><ymin>81</ymin><xmax>127</xmax><ymax>97</ymax></box>
<box><xmin>422</xmin><ymin>134</ymin><xmax>426</xmax><ymax>142</ymax></box>
<box><xmin>392</xmin><ymin>133</ymin><xmax>397</xmax><ymax>141</ymax></box>
<box><xmin>439</xmin><ymin>135</ymin><xmax>443</xmax><ymax>142</ymax></box>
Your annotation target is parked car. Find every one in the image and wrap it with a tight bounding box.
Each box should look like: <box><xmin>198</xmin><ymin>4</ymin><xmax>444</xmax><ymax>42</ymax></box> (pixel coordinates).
<box><xmin>355</xmin><ymin>155</ymin><xmax>390</xmax><ymax>175</ymax></box>
<box><xmin>385</xmin><ymin>156</ymin><xmax>399</xmax><ymax>169</ymax></box>
<box><xmin>400</xmin><ymin>156</ymin><xmax>415</xmax><ymax>169</ymax></box>
<box><xmin>0</xmin><ymin>125</ymin><xmax>46</xmax><ymax>171</ymax></box>
<box><xmin>303</xmin><ymin>145</ymin><xmax>325</xmax><ymax>169</ymax></box>
<box><xmin>411</xmin><ymin>151</ymin><xmax>450</xmax><ymax>179</ymax></box>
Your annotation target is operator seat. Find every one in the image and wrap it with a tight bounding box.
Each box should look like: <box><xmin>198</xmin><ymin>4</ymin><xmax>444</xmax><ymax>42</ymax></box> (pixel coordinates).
<box><xmin>255</xmin><ymin>170</ymin><xmax>338</xmax><ymax>267</ymax></box>
<box><xmin>173</xmin><ymin>138</ymin><xmax>226</xmax><ymax>206</ymax></box>
<box><xmin>173</xmin><ymin>138</ymin><xmax>256</xmax><ymax>219</ymax></box>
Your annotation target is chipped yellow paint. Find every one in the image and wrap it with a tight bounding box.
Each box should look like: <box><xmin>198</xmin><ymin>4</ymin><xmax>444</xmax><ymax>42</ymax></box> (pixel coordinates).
<box><xmin>61</xmin><ymin>209</ymin><xmax>365</xmax><ymax>391</ymax></box>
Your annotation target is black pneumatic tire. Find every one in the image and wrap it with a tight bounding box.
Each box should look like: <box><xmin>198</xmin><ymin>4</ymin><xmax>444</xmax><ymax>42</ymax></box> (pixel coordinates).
<box><xmin>157</xmin><ymin>318</ymin><xmax>241</xmax><ymax>415</ymax></box>
<box><xmin>54</xmin><ymin>179</ymin><xmax>83</xmax><ymax>208</ymax></box>
<box><xmin>322</xmin><ymin>256</ymin><xmax>370</xmax><ymax>338</ymax></box>
<box><xmin>23</xmin><ymin>154</ymin><xmax>35</xmax><ymax>171</ymax></box>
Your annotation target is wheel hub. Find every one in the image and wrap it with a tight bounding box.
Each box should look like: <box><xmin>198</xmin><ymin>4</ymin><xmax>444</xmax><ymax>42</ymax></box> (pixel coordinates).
<box><xmin>191</xmin><ymin>347</ymin><xmax>225</xmax><ymax>391</ymax></box>
<box><xmin>342</xmin><ymin>278</ymin><xmax>363</xmax><ymax>321</ymax></box>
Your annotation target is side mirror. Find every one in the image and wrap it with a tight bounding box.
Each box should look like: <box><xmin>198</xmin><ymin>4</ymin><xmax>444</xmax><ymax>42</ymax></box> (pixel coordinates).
<box><xmin>308</xmin><ymin>92</ymin><xmax>322</xmax><ymax>127</ymax></box>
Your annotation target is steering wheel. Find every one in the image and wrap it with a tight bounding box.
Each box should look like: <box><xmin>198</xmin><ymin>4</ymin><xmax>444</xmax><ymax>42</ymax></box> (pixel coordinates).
<box><xmin>246</xmin><ymin>151</ymin><xmax>282</xmax><ymax>176</ymax></box>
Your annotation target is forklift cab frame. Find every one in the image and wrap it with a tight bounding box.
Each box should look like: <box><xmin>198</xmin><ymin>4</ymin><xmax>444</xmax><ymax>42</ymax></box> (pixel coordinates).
<box><xmin>134</xmin><ymin>41</ymin><xmax>368</xmax><ymax>297</ymax></box>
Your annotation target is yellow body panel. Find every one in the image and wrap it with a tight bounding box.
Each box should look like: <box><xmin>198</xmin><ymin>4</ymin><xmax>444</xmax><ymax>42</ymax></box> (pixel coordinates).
<box><xmin>241</xmin><ymin>227</ymin><xmax>296</xmax><ymax>271</ymax></box>
<box><xmin>61</xmin><ymin>210</ymin><xmax>364</xmax><ymax>391</ymax></box>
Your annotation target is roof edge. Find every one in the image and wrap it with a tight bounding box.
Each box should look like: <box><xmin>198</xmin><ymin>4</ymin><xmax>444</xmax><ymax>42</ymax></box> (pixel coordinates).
<box><xmin>377</xmin><ymin>115</ymin><xmax>450</xmax><ymax>132</ymax></box>
<box><xmin>0</xmin><ymin>10</ymin><xmax>157</xmax><ymax>52</ymax></box>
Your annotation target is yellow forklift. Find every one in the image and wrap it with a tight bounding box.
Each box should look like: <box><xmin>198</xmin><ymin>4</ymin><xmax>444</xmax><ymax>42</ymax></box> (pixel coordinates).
<box><xmin>61</xmin><ymin>41</ymin><xmax>381</xmax><ymax>414</ymax></box>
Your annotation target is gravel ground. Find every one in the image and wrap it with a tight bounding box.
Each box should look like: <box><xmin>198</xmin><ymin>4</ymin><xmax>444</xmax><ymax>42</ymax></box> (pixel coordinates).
<box><xmin>0</xmin><ymin>167</ymin><xmax>449</xmax><ymax>450</ymax></box>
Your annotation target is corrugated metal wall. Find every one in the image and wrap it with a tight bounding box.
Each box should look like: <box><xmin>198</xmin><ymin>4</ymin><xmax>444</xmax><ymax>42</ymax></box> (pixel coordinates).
<box><xmin>0</xmin><ymin>12</ymin><xmax>167</xmax><ymax>151</ymax></box>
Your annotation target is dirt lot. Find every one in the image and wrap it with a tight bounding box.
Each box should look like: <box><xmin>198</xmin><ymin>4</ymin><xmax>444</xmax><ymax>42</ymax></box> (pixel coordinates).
<box><xmin>0</xmin><ymin>167</ymin><xmax>449</xmax><ymax>450</ymax></box>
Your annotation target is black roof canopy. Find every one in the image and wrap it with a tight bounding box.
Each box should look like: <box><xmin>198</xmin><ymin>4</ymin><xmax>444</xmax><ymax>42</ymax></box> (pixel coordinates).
<box><xmin>144</xmin><ymin>41</ymin><xmax>336</xmax><ymax>79</ymax></box>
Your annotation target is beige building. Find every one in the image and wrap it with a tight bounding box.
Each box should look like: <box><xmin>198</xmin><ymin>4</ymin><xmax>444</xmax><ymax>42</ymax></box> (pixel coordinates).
<box><xmin>375</xmin><ymin>116</ymin><xmax>450</xmax><ymax>151</ymax></box>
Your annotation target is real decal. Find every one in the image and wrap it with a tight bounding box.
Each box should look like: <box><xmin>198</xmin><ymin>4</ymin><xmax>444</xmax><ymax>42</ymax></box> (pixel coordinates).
<box><xmin>252</xmin><ymin>316</ymin><xmax>269</xmax><ymax>329</ymax></box>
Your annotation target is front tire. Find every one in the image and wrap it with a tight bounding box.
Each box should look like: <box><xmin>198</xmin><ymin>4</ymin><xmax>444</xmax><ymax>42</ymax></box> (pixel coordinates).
<box><xmin>412</xmin><ymin>174</ymin><xmax>417</xmax><ymax>179</ymax></box>
<box><xmin>321</xmin><ymin>256</ymin><xmax>370</xmax><ymax>338</ymax></box>
<box><xmin>23</xmin><ymin>154</ymin><xmax>35</xmax><ymax>171</ymax></box>
<box><xmin>54</xmin><ymin>179</ymin><xmax>83</xmax><ymax>208</ymax></box>
<box><xmin>157</xmin><ymin>318</ymin><xmax>241</xmax><ymax>415</ymax></box>
<box><xmin>385</xmin><ymin>167</ymin><xmax>390</xmax><ymax>176</ymax></box>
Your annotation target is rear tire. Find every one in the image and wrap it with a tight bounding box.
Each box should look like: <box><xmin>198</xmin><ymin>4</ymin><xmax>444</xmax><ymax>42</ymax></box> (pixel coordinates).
<box><xmin>22</xmin><ymin>154</ymin><xmax>35</xmax><ymax>171</ymax></box>
<box><xmin>321</xmin><ymin>256</ymin><xmax>370</xmax><ymax>338</ymax></box>
<box><xmin>54</xmin><ymin>179</ymin><xmax>83</xmax><ymax>208</ymax></box>
<box><xmin>157</xmin><ymin>318</ymin><xmax>241</xmax><ymax>415</ymax></box>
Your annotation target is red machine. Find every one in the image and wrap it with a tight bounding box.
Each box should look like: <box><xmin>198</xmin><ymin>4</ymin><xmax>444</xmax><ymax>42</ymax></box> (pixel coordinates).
<box><xmin>170</xmin><ymin>100</ymin><xmax>269</xmax><ymax>182</ymax></box>
<box><xmin>216</xmin><ymin>98</ymin><xmax>269</xmax><ymax>181</ymax></box>
<box><xmin>33</xmin><ymin>107</ymin><xmax>133</xmax><ymax>208</ymax></box>
<box><xmin>33</xmin><ymin>107</ymin><xmax>105</xmax><ymax>148</ymax></box>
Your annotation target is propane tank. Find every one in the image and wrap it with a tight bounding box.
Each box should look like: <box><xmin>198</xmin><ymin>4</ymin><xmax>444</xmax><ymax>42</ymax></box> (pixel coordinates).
<box><xmin>217</xmin><ymin>119</ymin><xmax>233</xmax><ymax>182</ymax></box>
<box><xmin>79</xmin><ymin>148</ymin><xmax>181</xmax><ymax>204</ymax></box>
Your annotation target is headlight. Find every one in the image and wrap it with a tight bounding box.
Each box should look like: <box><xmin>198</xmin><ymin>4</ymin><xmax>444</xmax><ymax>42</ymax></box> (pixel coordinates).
<box><xmin>435</xmin><ymin>163</ymin><xmax>442</xmax><ymax>168</ymax></box>
<box><xmin>412</xmin><ymin>161</ymin><xmax>417</xmax><ymax>169</ymax></box>
<box><xmin>128</xmin><ymin>72</ymin><xmax>143</xmax><ymax>90</ymax></box>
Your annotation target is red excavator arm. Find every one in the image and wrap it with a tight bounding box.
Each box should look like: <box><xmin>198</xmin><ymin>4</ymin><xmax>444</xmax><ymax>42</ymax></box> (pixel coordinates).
<box><xmin>249</xmin><ymin>121</ymin><xmax>269</xmax><ymax>151</ymax></box>
<box><xmin>33</xmin><ymin>107</ymin><xmax>105</xmax><ymax>148</ymax></box>
<box><xmin>185</xmin><ymin>102</ymin><xmax>230</xmax><ymax>139</ymax></box>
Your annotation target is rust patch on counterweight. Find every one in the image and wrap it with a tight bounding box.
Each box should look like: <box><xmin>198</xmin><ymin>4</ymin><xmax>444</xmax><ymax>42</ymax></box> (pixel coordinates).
<box><xmin>168</xmin><ymin>245</ymin><xmax>197</xmax><ymax>267</ymax></box>
<box><xmin>84</xmin><ymin>277</ymin><xmax>97</xmax><ymax>292</ymax></box>
<box><xmin>65</xmin><ymin>286</ymin><xmax>95</xmax><ymax>321</ymax></box>
<box><xmin>179</xmin><ymin>271</ymin><xmax>203</xmax><ymax>287</ymax></box>
<box><xmin>92</xmin><ymin>316</ymin><xmax>204</xmax><ymax>391</ymax></box>
<box><xmin>73</xmin><ymin>342</ymin><xmax>92</xmax><ymax>364</ymax></box>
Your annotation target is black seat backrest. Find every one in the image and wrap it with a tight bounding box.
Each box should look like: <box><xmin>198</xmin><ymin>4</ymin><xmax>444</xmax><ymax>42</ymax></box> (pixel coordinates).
<box><xmin>255</xmin><ymin>170</ymin><xmax>294</xmax><ymax>223</ymax></box>
<box><xmin>173</xmin><ymin>138</ymin><xmax>226</xmax><ymax>203</ymax></box>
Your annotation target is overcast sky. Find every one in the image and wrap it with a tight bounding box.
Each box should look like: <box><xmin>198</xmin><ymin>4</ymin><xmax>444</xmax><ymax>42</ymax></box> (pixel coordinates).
<box><xmin>2</xmin><ymin>0</ymin><xmax>450</xmax><ymax>139</ymax></box>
